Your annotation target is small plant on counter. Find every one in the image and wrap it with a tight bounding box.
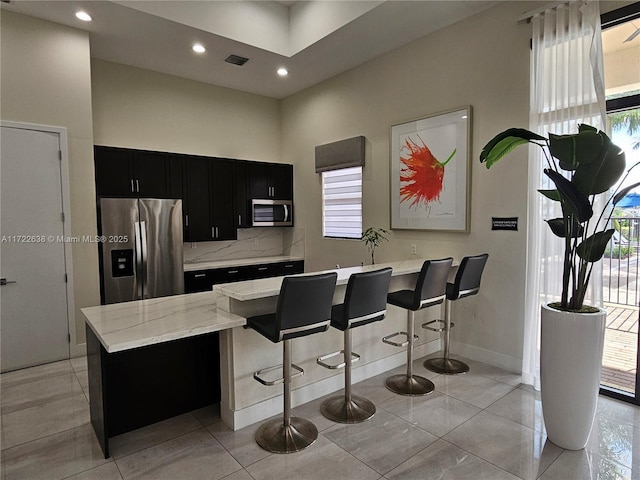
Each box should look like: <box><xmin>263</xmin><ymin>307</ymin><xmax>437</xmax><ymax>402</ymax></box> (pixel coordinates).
<box><xmin>361</xmin><ymin>227</ymin><xmax>389</xmax><ymax>265</ymax></box>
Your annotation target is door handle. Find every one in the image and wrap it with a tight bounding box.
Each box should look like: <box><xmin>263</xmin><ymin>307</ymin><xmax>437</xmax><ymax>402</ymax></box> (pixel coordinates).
<box><xmin>0</xmin><ymin>278</ymin><xmax>17</xmax><ymax>286</ymax></box>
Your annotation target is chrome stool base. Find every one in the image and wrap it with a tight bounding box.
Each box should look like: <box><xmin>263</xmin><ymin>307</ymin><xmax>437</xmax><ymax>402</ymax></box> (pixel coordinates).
<box><xmin>320</xmin><ymin>395</ymin><xmax>376</xmax><ymax>423</ymax></box>
<box><xmin>424</xmin><ymin>357</ymin><xmax>469</xmax><ymax>375</ymax></box>
<box><xmin>385</xmin><ymin>374</ymin><xmax>435</xmax><ymax>396</ymax></box>
<box><xmin>255</xmin><ymin>417</ymin><xmax>318</xmax><ymax>454</ymax></box>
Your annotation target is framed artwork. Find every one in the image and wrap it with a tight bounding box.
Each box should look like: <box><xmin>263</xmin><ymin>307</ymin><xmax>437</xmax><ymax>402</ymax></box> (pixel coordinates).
<box><xmin>390</xmin><ymin>106</ymin><xmax>471</xmax><ymax>232</ymax></box>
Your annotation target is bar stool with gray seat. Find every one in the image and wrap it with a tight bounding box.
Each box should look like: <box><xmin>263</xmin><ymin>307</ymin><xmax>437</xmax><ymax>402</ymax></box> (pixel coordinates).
<box><xmin>246</xmin><ymin>272</ymin><xmax>337</xmax><ymax>453</ymax></box>
<box><xmin>423</xmin><ymin>253</ymin><xmax>489</xmax><ymax>375</ymax></box>
<box><xmin>383</xmin><ymin>258</ymin><xmax>453</xmax><ymax>396</ymax></box>
<box><xmin>316</xmin><ymin>267</ymin><xmax>393</xmax><ymax>423</ymax></box>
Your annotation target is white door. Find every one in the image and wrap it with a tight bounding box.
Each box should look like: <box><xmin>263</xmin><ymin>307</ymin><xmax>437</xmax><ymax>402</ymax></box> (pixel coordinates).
<box><xmin>1</xmin><ymin>126</ymin><xmax>70</xmax><ymax>372</ymax></box>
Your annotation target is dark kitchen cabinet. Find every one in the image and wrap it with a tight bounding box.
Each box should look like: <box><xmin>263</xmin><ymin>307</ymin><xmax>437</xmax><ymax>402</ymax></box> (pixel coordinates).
<box><xmin>94</xmin><ymin>146</ymin><xmax>177</xmax><ymax>198</ymax></box>
<box><xmin>210</xmin><ymin>158</ymin><xmax>236</xmax><ymax>240</ymax></box>
<box><xmin>184</xmin><ymin>270</ymin><xmax>212</xmax><ymax>293</ymax></box>
<box><xmin>248</xmin><ymin>162</ymin><xmax>293</xmax><ymax>200</ymax></box>
<box><xmin>234</xmin><ymin>161</ymin><xmax>250</xmax><ymax>229</ymax></box>
<box><xmin>183</xmin><ymin>157</ymin><xmax>237</xmax><ymax>242</ymax></box>
<box><xmin>94</xmin><ymin>147</ymin><xmax>134</xmax><ymax>197</ymax></box>
<box><xmin>184</xmin><ymin>260</ymin><xmax>304</xmax><ymax>293</ymax></box>
<box><xmin>95</xmin><ymin>144</ymin><xmax>294</xmax><ymax>243</ymax></box>
<box><xmin>183</xmin><ymin>156</ymin><xmax>211</xmax><ymax>241</ymax></box>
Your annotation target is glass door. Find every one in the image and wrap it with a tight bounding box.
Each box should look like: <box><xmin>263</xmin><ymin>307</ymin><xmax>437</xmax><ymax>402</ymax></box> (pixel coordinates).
<box><xmin>600</xmin><ymin>6</ymin><xmax>640</xmax><ymax>403</ymax></box>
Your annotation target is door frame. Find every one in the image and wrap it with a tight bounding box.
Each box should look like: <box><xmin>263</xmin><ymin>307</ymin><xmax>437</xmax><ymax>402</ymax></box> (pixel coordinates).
<box><xmin>1</xmin><ymin>120</ymin><xmax>79</xmax><ymax>358</ymax></box>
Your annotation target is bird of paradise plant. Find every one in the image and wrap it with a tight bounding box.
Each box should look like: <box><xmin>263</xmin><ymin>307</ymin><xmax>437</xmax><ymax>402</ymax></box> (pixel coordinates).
<box><xmin>480</xmin><ymin>124</ymin><xmax>639</xmax><ymax>312</ymax></box>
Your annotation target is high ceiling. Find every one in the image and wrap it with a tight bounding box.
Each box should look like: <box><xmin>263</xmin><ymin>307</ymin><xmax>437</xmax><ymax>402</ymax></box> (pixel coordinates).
<box><xmin>1</xmin><ymin>0</ymin><xmax>498</xmax><ymax>99</ymax></box>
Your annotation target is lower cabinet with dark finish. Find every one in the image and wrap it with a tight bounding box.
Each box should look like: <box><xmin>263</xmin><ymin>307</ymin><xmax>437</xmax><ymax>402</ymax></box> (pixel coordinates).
<box><xmin>184</xmin><ymin>260</ymin><xmax>304</xmax><ymax>293</ymax></box>
<box><xmin>87</xmin><ymin>325</ymin><xmax>220</xmax><ymax>458</ymax></box>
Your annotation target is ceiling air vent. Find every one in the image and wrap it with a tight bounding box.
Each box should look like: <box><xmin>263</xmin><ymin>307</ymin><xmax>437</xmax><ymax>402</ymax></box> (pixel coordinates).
<box><xmin>225</xmin><ymin>55</ymin><xmax>249</xmax><ymax>66</ymax></box>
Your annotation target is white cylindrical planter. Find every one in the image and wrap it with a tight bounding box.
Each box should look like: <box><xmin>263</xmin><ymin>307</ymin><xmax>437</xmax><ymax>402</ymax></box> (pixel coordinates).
<box><xmin>540</xmin><ymin>303</ymin><xmax>606</xmax><ymax>450</ymax></box>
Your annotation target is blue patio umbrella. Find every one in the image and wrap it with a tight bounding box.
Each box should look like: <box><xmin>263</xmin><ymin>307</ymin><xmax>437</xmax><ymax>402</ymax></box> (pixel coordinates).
<box><xmin>617</xmin><ymin>192</ymin><xmax>640</xmax><ymax>208</ymax></box>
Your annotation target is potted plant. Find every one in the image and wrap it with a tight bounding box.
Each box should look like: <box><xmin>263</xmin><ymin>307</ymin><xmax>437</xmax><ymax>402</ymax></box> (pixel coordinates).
<box><xmin>480</xmin><ymin>124</ymin><xmax>638</xmax><ymax>450</ymax></box>
<box><xmin>361</xmin><ymin>227</ymin><xmax>389</xmax><ymax>265</ymax></box>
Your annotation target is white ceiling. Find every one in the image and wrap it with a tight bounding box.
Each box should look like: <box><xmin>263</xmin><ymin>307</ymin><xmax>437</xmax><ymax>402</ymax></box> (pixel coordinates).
<box><xmin>1</xmin><ymin>0</ymin><xmax>499</xmax><ymax>99</ymax></box>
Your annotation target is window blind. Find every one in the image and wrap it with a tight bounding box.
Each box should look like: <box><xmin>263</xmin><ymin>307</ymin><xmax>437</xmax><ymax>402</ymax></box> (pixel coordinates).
<box><xmin>322</xmin><ymin>166</ymin><xmax>362</xmax><ymax>239</ymax></box>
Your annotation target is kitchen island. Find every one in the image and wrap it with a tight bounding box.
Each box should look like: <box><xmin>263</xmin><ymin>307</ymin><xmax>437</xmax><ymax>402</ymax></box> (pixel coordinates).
<box><xmin>82</xmin><ymin>259</ymin><xmax>451</xmax><ymax>457</ymax></box>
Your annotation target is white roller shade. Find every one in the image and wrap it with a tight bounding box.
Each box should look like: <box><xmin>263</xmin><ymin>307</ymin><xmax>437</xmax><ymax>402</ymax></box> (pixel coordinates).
<box><xmin>322</xmin><ymin>167</ymin><xmax>362</xmax><ymax>239</ymax></box>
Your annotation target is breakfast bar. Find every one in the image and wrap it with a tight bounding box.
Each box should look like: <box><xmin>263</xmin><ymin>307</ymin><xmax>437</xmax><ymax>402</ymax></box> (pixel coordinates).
<box><xmin>82</xmin><ymin>259</ymin><xmax>451</xmax><ymax>457</ymax></box>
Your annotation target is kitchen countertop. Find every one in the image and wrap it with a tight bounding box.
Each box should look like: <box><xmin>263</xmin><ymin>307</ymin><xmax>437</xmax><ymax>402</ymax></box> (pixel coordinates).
<box><xmin>82</xmin><ymin>291</ymin><xmax>245</xmax><ymax>353</ymax></box>
<box><xmin>183</xmin><ymin>255</ymin><xmax>304</xmax><ymax>272</ymax></box>
<box><xmin>215</xmin><ymin>259</ymin><xmax>438</xmax><ymax>302</ymax></box>
<box><xmin>83</xmin><ymin>258</ymin><xmax>451</xmax><ymax>353</ymax></box>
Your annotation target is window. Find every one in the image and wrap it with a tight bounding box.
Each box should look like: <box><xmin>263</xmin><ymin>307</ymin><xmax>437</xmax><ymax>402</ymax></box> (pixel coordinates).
<box><xmin>322</xmin><ymin>166</ymin><xmax>362</xmax><ymax>239</ymax></box>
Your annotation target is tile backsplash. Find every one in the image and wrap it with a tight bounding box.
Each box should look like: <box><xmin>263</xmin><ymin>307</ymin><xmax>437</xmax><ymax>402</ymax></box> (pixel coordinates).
<box><xmin>183</xmin><ymin>227</ymin><xmax>304</xmax><ymax>264</ymax></box>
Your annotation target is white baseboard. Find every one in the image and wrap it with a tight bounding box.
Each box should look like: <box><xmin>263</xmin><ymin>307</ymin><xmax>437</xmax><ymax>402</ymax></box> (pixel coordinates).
<box><xmin>70</xmin><ymin>342</ymin><xmax>87</xmax><ymax>359</ymax></box>
<box><xmin>223</xmin><ymin>339</ymin><xmax>441</xmax><ymax>431</ymax></box>
<box><xmin>451</xmin><ymin>341</ymin><xmax>521</xmax><ymax>373</ymax></box>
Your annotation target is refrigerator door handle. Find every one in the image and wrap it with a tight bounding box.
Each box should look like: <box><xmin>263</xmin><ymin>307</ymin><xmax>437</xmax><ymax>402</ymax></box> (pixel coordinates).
<box><xmin>134</xmin><ymin>221</ymin><xmax>143</xmax><ymax>299</ymax></box>
<box><xmin>139</xmin><ymin>220</ymin><xmax>148</xmax><ymax>298</ymax></box>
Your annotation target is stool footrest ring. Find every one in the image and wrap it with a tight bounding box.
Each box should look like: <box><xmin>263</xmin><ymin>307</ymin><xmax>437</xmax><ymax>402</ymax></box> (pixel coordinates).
<box><xmin>316</xmin><ymin>350</ymin><xmax>360</xmax><ymax>370</ymax></box>
<box><xmin>421</xmin><ymin>319</ymin><xmax>453</xmax><ymax>332</ymax></box>
<box><xmin>382</xmin><ymin>331</ymin><xmax>418</xmax><ymax>348</ymax></box>
<box><xmin>253</xmin><ymin>363</ymin><xmax>304</xmax><ymax>386</ymax></box>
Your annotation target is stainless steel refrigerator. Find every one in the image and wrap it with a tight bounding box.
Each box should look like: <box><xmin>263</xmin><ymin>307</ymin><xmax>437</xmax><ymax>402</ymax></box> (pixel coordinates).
<box><xmin>99</xmin><ymin>198</ymin><xmax>184</xmax><ymax>304</ymax></box>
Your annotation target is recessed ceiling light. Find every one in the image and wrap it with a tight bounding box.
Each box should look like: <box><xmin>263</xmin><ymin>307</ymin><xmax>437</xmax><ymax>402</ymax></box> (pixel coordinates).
<box><xmin>277</xmin><ymin>67</ymin><xmax>288</xmax><ymax>77</ymax></box>
<box><xmin>192</xmin><ymin>43</ymin><xmax>206</xmax><ymax>54</ymax></box>
<box><xmin>75</xmin><ymin>11</ymin><xmax>92</xmax><ymax>22</ymax></box>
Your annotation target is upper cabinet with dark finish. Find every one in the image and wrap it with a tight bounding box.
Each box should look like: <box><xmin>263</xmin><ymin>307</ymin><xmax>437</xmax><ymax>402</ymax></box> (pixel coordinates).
<box><xmin>94</xmin><ymin>146</ymin><xmax>182</xmax><ymax>199</ymax></box>
<box><xmin>95</xmin><ymin>145</ymin><xmax>293</xmax><ymax>241</ymax></box>
<box><xmin>234</xmin><ymin>161</ymin><xmax>250</xmax><ymax>229</ymax></box>
<box><xmin>248</xmin><ymin>162</ymin><xmax>293</xmax><ymax>200</ymax></box>
<box><xmin>183</xmin><ymin>157</ymin><xmax>237</xmax><ymax>242</ymax></box>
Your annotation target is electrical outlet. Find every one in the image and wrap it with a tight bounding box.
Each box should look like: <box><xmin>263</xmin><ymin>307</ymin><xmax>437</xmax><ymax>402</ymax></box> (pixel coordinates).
<box><xmin>254</xmin><ymin>238</ymin><xmax>260</xmax><ymax>244</ymax></box>
<box><xmin>410</xmin><ymin>244</ymin><xmax>417</xmax><ymax>255</ymax></box>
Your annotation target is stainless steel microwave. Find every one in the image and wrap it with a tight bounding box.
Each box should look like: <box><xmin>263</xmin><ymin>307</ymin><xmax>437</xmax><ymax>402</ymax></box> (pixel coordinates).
<box><xmin>252</xmin><ymin>199</ymin><xmax>293</xmax><ymax>226</ymax></box>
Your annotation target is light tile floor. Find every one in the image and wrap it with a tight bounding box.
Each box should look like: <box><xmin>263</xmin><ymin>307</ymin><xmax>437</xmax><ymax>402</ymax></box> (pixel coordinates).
<box><xmin>1</xmin><ymin>353</ymin><xmax>640</xmax><ymax>479</ymax></box>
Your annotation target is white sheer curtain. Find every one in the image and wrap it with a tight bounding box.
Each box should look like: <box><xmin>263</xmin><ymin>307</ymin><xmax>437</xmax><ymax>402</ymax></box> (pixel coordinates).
<box><xmin>522</xmin><ymin>1</ymin><xmax>606</xmax><ymax>388</ymax></box>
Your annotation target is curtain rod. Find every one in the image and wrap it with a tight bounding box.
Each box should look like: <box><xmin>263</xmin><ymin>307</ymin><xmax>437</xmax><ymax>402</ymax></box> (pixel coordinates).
<box><xmin>517</xmin><ymin>1</ymin><xmax>574</xmax><ymax>23</ymax></box>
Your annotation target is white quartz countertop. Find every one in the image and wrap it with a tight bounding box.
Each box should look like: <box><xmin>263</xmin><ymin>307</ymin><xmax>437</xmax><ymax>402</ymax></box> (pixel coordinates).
<box><xmin>183</xmin><ymin>255</ymin><xmax>304</xmax><ymax>272</ymax></box>
<box><xmin>82</xmin><ymin>291</ymin><xmax>245</xmax><ymax>353</ymax></box>
<box><xmin>83</xmin><ymin>259</ymin><xmax>454</xmax><ymax>353</ymax></box>
<box><xmin>214</xmin><ymin>259</ymin><xmax>446</xmax><ymax>302</ymax></box>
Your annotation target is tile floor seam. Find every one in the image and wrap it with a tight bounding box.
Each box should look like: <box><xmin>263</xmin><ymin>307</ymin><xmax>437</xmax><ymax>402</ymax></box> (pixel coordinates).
<box><xmin>110</xmin><ymin>412</ymin><xmax>205</xmax><ymax>460</ymax></box>
<box><xmin>478</xmin><ymin>384</ymin><xmax>521</xmax><ymax>413</ymax></box>
<box><xmin>72</xmin><ymin>371</ymin><xmax>90</xmax><ymax>404</ymax></box>
<box><xmin>0</xmin><ymin>361</ymin><xmax>74</xmax><ymax>387</ymax></box>
<box><xmin>534</xmin><ymin>449</ymin><xmax>559</xmax><ymax>480</ymax></box>
<box><xmin>316</xmin><ymin>431</ymin><xmax>394</xmax><ymax>478</ymax></box>
<box><xmin>435</xmin><ymin>436</ymin><xmax>529</xmax><ymax>480</ymax></box>
<box><xmin>57</xmin><ymin>459</ymin><xmax>119</xmax><ymax>480</ymax></box>
<box><xmin>0</xmin><ymin>421</ymin><xmax>90</xmax><ymax>453</ymax></box>
<box><xmin>442</xmin><ymin>409</ymin><xmax>564</xmax><ymax>480</ymax></box>
<box><xmin>112</xmin><ymin>424</ymin><xmax>222</xmax><ymax>465</ymax></box>
<box><xmin>212</xmin><ymin>427</ymin><xmax>275</xmax><ymax>469</ymax></box>
<box><xmin>440</xmin><ymin>437</ymin><xmax>524</xmax><ymax>480</ymax></box>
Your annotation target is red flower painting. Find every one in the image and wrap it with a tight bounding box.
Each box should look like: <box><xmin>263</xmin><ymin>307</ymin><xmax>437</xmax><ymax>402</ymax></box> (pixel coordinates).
<box><xmin>399</xmin><ymin>135</ymin><xmax>456</xmax><ymax>209</ymax></box>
